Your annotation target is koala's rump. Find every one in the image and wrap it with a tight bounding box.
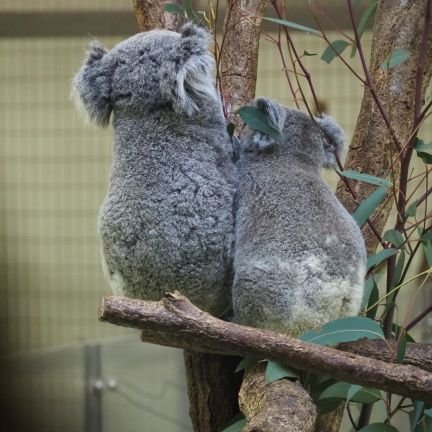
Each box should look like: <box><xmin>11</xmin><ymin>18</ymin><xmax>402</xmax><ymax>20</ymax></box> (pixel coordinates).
<box><xmin>98</xmin><ymin>156</ymin><xmax>235</xmax><ymax>315</ymax></box>
<box><xmin>233</xmin><ymin>164</ymin><xmax>365</xmax><ymax>332</ymax></box>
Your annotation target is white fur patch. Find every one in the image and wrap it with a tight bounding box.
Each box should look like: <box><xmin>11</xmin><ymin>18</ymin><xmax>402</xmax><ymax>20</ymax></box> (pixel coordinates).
<box><xmin>100</xmin><ymin>249</ymin><xmax>125</xmax><ymax>296</ymax></box>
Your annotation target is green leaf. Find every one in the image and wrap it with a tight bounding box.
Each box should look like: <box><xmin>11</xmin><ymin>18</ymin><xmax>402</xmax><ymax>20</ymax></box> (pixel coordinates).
<box><xmin>425</xmin><ymin>408</ymin><xmax>432</xmax><ymax>418</ymax></box>
<box><xmin>362</xmin><ymin>276</ymin><xmax>376</xmax><ymax>310</ymax></box>
<box><xmin>299</xmin><ymin>316</ymin><xmax>385</xmax><ymax>345</ymax></box>
<box><xmin>414</xmin><ymin>138</ymin><xmax>432</xmax><ymax>164</ymax></box>
<box><xmin>265</xmin><ymin>361</ymin><xmax>300</xmax><ymax>384</ymax></box>
<box><xmin>321</xmin><ymin>40</ymin><xmax>350</xmax><ymax>64</ymax></box>
<box><xmin>353</xmin><ymin>186</ymin><xmax>387</xmax><ymax>227</ymax></box>
<box><xmin>262</xmin><ymin>17</ymin><xmax>320</xmax><ymax>34</ymax></box>
<box><xmin>410</xmin><ymin>400</ymin><xmax>425</xmax><ymax>432</ymax></box>
<box><xmin>319</xmin><ymin>382</ymin><xmax>380</xmax><ymax>404</ymax></box>
<box><xmin>304</xmin><ymin>50</ymin><xmax>318</xmax><ymax>56</ymax></box>
<box><xmin>367</xmin><ymin>248</ymin><xmax>397</xmax><ymax>271</ymax></box>
<box><xmin>422</xmin><ymin>240</ymin><xmax>432</xmax><ymax>267</ymax></box>
<box><xmin>237</xmin><ymin>106</ymin><xmax>283</xmax><ymax>143</ymax></box>
<box><xmin>163</xmin><ymin>3</ymin><xmax>185</xmax><ymax>15</ymax></box>
<box><xmin>421</xmin><ymin>231</ymin><xmax>432</xmax><ymax>241</ymax></box>
<box><xmin>351</xmin><ymin>0</ymin><xmax>378</xmax><ymax>57</ymax></box>
<box><xmin>383</xmin><ymin>229</ymin><xmax>404</xmax><ymax>248</ymax></box>
<box><xmin>366</xmin><ymin>279</ymin><xmax>380</xmax><ymax>319</ymax></box>
<box><xmin>393</xmin><ymin>250</ymin><xmax>405</xmax><ymax>286</ymax></box>
<box><xmin>340</xmin><ymin>170</ymin><xmax>392</xmax><ymax>187</ymax></box>
<box><xmin>222</xmin><ymin>417</ymin><xmax>246</xmax><ymax>432</ymax></box>
<box><xmin>396</xmin><ymin>332</ymin><xmax>407</xmax><ymax>364</ymax></box>
<box><xmin>316</xmin><ymin>398</ymin><xmax>343</xmax><ymax>414</ymax></box>
<box><xmin>358</xmin><ymin>424</ymin><xmax>399</xmax><ymax>432</ymax></box>
<box><xmin>235</xmin><ymin>356</ymin><xmax>260</xmax><ymax>372</ymax></box>
<box><xmin>405</xmin><ymin>202</ymin><xmax>418</xmax><ymax>218</ymax></box>
<box><xmin>380</xmin><ymin>48</ymin><xmax>410</xmax><ymax>69</ymax></box>
<box><xmin>357</xmin><ymin>0</ymin><xmax>377</xmax><ymax>38</ymax></box>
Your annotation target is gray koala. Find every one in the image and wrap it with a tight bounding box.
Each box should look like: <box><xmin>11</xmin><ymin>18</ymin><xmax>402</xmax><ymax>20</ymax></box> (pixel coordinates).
<box><xmin>71</xmin><ymin>23</ymin><xmax>237</xmax><ymax>316</ymax></box>
<box><xmin>233</xmin><ymin>98</ymin><xmax>366</xmax><ymax>336</ymax></box>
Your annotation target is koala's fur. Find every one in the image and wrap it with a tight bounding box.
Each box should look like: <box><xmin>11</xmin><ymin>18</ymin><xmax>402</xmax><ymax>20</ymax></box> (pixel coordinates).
<box><xmin>71</xmin><ymin>24</ymin><xmax>237</xmax><ymax>316</ymax></box>
<box><xmin>233</xmin><ymin>98</ymin><xmax>366</xmax><ymax>335</ymax></box>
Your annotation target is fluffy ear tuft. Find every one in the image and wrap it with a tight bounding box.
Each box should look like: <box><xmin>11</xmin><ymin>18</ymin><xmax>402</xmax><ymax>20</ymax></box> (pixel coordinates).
<box><xmin>180</xmin><ymin>22</ymin><xmax>211</xmax><ymax>54</ymax></box>
<box><xmin>161</xmin><ymin>23</ymin><xmax>216</xmax><ymax>116</ymax></box>
<box><xmin>316</xmin><ymin>115</ymin><xmax>345</xmax><ymax>168</ymax></box>
<box><xmin>70</xmin><ymin>40</ymin><xmax>113</xmax><ymax>127</ymax></box>
<box><xmin>245</xmin><ymin>98</ymin><xmax>287</xmax><ymax>152</ymax></box>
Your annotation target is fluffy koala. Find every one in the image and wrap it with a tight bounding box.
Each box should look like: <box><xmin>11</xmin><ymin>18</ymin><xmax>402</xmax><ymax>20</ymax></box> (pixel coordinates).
<box><xmin>71</xmin><ymin>23</ymin><xmax>237</xmax><ymax>316</ymax></box>
<box><xmin>233</xmin><ymin>98</ymin><xmax>366</xmax><ymax>336</ymax></box>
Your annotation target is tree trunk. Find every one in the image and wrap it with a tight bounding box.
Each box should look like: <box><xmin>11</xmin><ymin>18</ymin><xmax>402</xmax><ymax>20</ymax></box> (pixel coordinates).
<box><xmin>335</xmin><ymin>0</ymin><xmax>432</xmax><ymax>254</ymax></box>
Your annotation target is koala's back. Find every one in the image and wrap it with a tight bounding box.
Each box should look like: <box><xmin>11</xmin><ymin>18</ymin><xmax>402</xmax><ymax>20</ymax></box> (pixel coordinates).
<box><xmin>233</xmin><ymin>156</ymin><xmax>365</xmax><ymax>335</ymax></box>
<box><xmin>99</xmin><ymin>113</ymin><xmax>236</xmax><ymax>316</ymax></box>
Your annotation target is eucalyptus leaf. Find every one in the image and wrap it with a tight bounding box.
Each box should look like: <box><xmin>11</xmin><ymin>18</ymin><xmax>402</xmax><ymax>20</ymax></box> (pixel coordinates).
<box><xmin>410</xmin><ymin>400</ymin><xmax>425</xmax><ymax>432</ymax></box>
<box><xmin>299</xmin><ymin>316</ymin><xmax>385</xmax><ymax>345</ymax></box>
<box><xmin>237</xmin><ymin>106</ymin><xmax>283</xmax><ymax>143</ymax></box>
<box><xmin>358</xmin><ymin>424</ymin><xmax>399</xmax><ymax>432</ymax></box>
<box><xmin>422</xmin><ymin>240</ymin><xmax>432</xmax><ymax>267</ymax></box>
<box><xmin>393</xmin><ymin>250</ymin><xmax>405</xmax><ymax>287</ymax></box>
<box><xmin>235</xmin><ymin>356</ymin><xmax>260</xmax><ymax>372</ymax></box>
<box><xmin>383</xmin><ymin>229</ymin><xmax>404</xmax><ymax>248</ymax></box>
<box><xmin>265</xmin><ymin>361</ymin><xmax>300</xmax><ymax>384</ymax></box>
<box><xmin>321</xmin><ymin>40</ymin><xmax>350</xmax><ymax>64</ymax></box>
<box><xmin>362</xmin><ymin>276</ymin><xmax>376</xmax><ymax>310</ymax></box>
<box><xmin>351</xmin><ymin>0</ymin><xmax>378</xmax><ymax>57</ymax></box>
<box><xmin>319</xmin><ymin>382</ymin><xmax>380</xmax><ymax>404</ymax></box>
<box><xmin>340</xmin><ymin>170</ymin><xmax>392</xmax><ymax>187</ymax></box>
<box><xmin>222</xmin><ymin>417</ymin><xmax>246</xmax><ymax>432</ymax></box>
<box><xmin>316</xmin><ymin>398</ymin><xmax>343</xmax><ymax>415</ymax></box>
<box><xmin>353</xmin><ymin>186</ymin><xmax>387</xmax><ymax>227</ymax></box>
<box><xmin>405</xmin><ymin>202</ymin><xmax>417</xmax><ymax>218</ymax></box>
<box><xmin>380</xmin><ymin>48</ymin><xmax>410</xmax><ymax>69</ymax></box>
<box><xmin>425</xmin><ymin>408</ymin><xmax>432</xmax><ymax>418</ymax></box>
<box><xmin>414</xmin><ymin>138</ymin><xmax>432</xmax><ymax>164</ymax></box>
<box><xmin>367</xmin><ymin>248</ymin><xmax>397</xmax><ymax>271</ymax></box>
<box><xmin>396</xmin><ymin>332</ymin><xmax>407</xmax><ymax>364</ymax></box>
<box><xmin>366</xmin><ymin>279</ymin><xmax>379</xmax><ymax>319</ymax></box>
<box><xmin>421</xmin><ymin>231</ymin><xmax>432</xmax><ymax>241</ymax></box>
<box><xmin>304</xmin><ymin>50</ymin><xmax>318</xmax><ymax>56</ymax></box>
<box><xmin>262</xmin><ymin>17</ymin><xmax>320</xmax><ymax>34</ymax></box>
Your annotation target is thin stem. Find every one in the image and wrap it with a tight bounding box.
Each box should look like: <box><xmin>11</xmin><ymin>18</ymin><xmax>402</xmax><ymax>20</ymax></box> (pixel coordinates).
<box><xmin>406</xmin><ymin>302</ymin><xmax>432</xmax><ymax>332</ymax></box>
<box><xmin>357</xmin><ymin>404</ymin><xmax>373</xmax><ymax>429</ymax></box>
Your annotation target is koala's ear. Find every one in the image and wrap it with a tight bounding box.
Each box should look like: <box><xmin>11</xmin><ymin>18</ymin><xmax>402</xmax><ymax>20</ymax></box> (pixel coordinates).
<box><xmin>245</xmin><ymin>98</ymin><xmax>287</xmax><ymax>152</ymax></box>
<box><xmin>316</xmin><ymin>115</ymin><xmax>345</xmax><ymax>168</ymax></box>
<box><xmin>71</xmin><ymin>40</ymin><xmax>113</xmax><ymax>127</ymax></box>
<box><xmin>160</xmin><ymin>23</ymin><xmax>216</xmax><ymax>116</ymax></box>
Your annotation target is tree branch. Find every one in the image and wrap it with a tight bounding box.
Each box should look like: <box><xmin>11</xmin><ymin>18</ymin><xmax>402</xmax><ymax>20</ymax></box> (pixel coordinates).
<box><xmin>99</xmin><ymin>294</ymin><xmax>432</xmax><ymax>404</ymax></box>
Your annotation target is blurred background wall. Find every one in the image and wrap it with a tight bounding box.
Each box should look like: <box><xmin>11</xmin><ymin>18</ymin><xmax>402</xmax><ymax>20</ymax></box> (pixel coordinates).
<box><xmin>1</xmin><ymin>1</ymin><xmax>431</xmax><ymax>431</ymax></box>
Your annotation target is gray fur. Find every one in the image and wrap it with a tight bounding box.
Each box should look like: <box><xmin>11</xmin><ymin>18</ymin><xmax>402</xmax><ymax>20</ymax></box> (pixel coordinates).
<box><xmin>233</xmin><ymin>98</ymin><xmax>366</xmax><ymax>335</ymax></box>
<box><xmin>71</xmin><ymin>23</ymin><xmax>237</xmax><ymax>316</ymax></box>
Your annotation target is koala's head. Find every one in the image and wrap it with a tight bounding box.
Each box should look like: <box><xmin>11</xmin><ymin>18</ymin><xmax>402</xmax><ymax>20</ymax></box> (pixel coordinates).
<box><xmin>71</xmin><ymin>23</ymin><xmax>217</xmax><ymax>127</ymax></box>
<box><xmin>241</xmin><ymin>98</ymin><xmax>345</xmax><ymax>168</ymax></box>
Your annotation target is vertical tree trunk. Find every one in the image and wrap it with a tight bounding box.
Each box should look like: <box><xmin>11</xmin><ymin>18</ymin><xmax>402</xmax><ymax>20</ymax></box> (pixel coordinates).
<box><xmin>336</xmin><ymin>0</ymin><xmax>432</xmax><ymax>254</ymax></box>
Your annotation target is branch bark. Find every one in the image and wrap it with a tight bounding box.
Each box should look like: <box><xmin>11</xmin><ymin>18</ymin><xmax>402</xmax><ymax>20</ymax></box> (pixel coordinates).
<box><xmin>239</xmin><ymin>363</ymin><xmax>317</xmax><ymax>432</ymax></box>
<box><xmin>335</xmin><ymin>0</ymin><xmax>432</xmax><ymax>254</ymax></box>
<box><xmin>338</xmin><ymin>338</ymin><xmax>432</xmax><ymax>373</ymax></box>
<box><xmin>99</xmin><ymin>294</ymin><xmax>432</xmax><ymax>404</ymax></box>
<box><xmin>132</xmin><ymin>0</ymin><xmax>183</xmax><ymax>32</ymax></box>
<box><xmin>220</xmin><ymin>0</ymin><xmax>268</xmax><ymax>126</ymax></box>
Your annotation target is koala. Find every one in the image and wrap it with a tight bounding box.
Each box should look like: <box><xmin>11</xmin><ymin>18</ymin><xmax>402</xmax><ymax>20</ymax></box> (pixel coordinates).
<box><xmin>71</xmin><ymin>23</ymin><xmax>237</xmax><ymax>316</ymax></box>
<box><xmin>233</xmin><ymin>98</ymin><xmax>366</xmax><ymax>336</ymax></box>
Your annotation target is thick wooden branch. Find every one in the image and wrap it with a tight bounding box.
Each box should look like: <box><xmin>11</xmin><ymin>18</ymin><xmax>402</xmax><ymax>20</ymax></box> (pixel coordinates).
<box><xmin>338</xmin><ymin>338</ymin><xmax>432</xmax><ymax>373</ymax></box>
<box><xmin>99</xmin><ymin>294</ymin><xmax>432</xmax><ymax>403</ymax></box>
<box><xmin>239</xmin><ymin>363</ymin><xmax>317</xmax><ymax>432</ymax></box>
